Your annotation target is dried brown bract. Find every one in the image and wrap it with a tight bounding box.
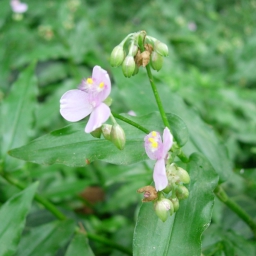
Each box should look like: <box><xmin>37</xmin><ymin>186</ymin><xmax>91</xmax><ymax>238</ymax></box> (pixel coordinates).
<box><xmin>137</xmin><ymin>185</ymin><xmax>158</xmax><ymax>202</ymax></box>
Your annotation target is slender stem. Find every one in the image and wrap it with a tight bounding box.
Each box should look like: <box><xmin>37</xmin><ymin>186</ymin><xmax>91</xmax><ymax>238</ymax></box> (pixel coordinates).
<box><xmin>86</xmin><ymin>233</ymin><xmax>132</xmax><ymax>255</ymax></box>
<box><xmin>1</xmin><ymin>171</ymin><xmax>67</xmax><ymax>220</ymax></box>
<box><xmin>145</xmin><ymin>65</ymin><xmax>170</xmax><ymax>129</ymax></box>
<box><xmin>112</xmin><ymin>112</ymin><xmax>150</xmax><ymax>134</ymax></box>
<box><xmin>214</xmin><ymin>185</ymin><xmax>256</xmax><ymax>237</ymax></box>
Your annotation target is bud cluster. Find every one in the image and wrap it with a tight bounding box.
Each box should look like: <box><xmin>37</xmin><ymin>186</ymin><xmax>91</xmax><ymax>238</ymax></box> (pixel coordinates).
<box><xmin>137</xmin><ymin>163</ymin><xmax>190</xmax><ymax>222</ymax></box>
<box><xmin>110</xmin><ymin>31</ymin><xmax>169</xmax><ymax>77</ymax></box>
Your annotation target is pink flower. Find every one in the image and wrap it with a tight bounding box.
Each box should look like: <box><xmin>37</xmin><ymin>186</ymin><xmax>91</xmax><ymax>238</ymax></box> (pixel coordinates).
<box><xmin>10</xmin><ymin>0</ymin><xmax>28</xmax><ymax>13</ymax></box>
<box><xmin>144</xmin><ymin>127</ymin><xmax>173</xmax><ymax>191</ymax></box>
<box><xmin>60</xmin><ymin>66</ymin><xmax>111</xmax><ymax>133</ymax></box>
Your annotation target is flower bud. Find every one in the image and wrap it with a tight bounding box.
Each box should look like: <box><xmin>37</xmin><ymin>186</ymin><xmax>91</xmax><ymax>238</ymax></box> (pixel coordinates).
<box><xmin>150</xmin><ymin>51</ymin><xmax>163</xmax><ymax>71</ymax></box>
<box><xmin>110</xmin><ymin>45</ymin><xmax>125</xmax><ymax>67</ymax></box>
<box><xmin>154</xmin><ymin>198</ymin><xmax>173</xmax><ymax>222</ymax></box>
<box><xmin>176</xmin><ymin>185</ymin><xmax>189</xmax><ymax>200</ymax></box>
<box><xmin>122</xmin><ymin>56</ymin><xmax>136</xmax><ymax>78</ymax></box>
<box><xmin>154</xmin><ymin>40</ymin><xmax>169</xmax><ymax>57</ymax></box>
<box><xmin>170</xmin><ymin>198</ymin><xmax>179</xmax><ymax>212</ymax></box>
<box><xmin>162</xmin><ymin>183</ymin><xmax>174</xmax><ymax>194</ymax></box>
<box><xmin>177</xmin><ymin>167</ymin><xmax>190</xmax><ymax>184</ymax></box>
<box><xmin>90</xmin><ymin>127</ymin><xmax>102</xmax><ymax>138</ymax></box>
<box><xmin>131</xmin><ymin>45</ymin><xmax>138</xmax><ymax>56</ymax></box>
<box><xmin>102</xmin><ymin>124</ymin><xmax>112</xmax><ymax>141</ymax></box>
<box><xmin>132</xmin><ymin>65</ymin><xmax>139</xmax><ymax>76</ymax></box>
<box><xmin>104</xmin><ymin>97</ymin><xmax>113</xmax><ymax>107</ymax></box>
<box><xmin>110</xmin><ymin>124</ymin><xmax>126</xmax><ymax>150</ymax></box>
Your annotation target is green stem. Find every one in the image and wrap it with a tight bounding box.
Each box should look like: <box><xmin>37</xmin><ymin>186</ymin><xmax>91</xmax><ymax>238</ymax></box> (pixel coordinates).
<box><xmin>1</xmin><ymin>171</ymin><xmax>67</xmax><ymax>221</ymax></box>
<box><xmin>214</xmin><ymin>185</ymin><xmax>256</xmax><ymax>237</ymax></box>
<box><xmin>86</xmin><ymin>233</ymin><xmax>132</xmax><ymax>255</ymax></box>
<box><xmin>112</xmin><ymin>112</ymin><xmax>150</xmax><ymax>134</ymax></box>
<box><xmin>145</xmin><ymin>65</ymin><xmax>170</xmax><ymax>129</ymax></box>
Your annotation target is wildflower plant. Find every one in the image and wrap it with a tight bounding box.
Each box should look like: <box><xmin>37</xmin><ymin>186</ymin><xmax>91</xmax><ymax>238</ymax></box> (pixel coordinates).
<box><xmin>2</xmin><ymin>29</ymin><xmax>256</xmax><ymax>256</ymax></box>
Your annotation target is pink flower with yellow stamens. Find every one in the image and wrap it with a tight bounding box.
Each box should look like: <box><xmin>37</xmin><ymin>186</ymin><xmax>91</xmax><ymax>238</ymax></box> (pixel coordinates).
<box><xmin>60</xmin><ymin>66</ymin><xmax>111</xmax><ymax>133</ymax></box>
<box><xmin>144</xmin><ymin>127</ymin><xmax>173</xmax><ymax>191</ymax></box>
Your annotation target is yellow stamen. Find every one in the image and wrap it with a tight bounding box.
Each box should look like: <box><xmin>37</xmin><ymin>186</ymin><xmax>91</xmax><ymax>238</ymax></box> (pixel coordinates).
<box><xmin>99</xmin><ymin>82</ymin><xmax>104</xmax><ymax>88</ymax></box>
<box><xmin>152</xmin><ymin>131</ymin><xmax>157</xmax><ymax>137</ymax></box>
<box><xmin>149</xmin><ymin>137</ymin><xmax>158</xmax><ymax>148</ymax></box>
<box><xmin>86</xmin><ymin>78</ymin><xmax>93</xmax><ymax>84</ymax></box>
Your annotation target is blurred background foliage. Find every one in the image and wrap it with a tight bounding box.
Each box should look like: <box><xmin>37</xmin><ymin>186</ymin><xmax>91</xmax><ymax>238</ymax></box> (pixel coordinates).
<box><xmin>0</xmin><ymin>0</ymin><xmax>256</xmax><ymax>255</ymax></box>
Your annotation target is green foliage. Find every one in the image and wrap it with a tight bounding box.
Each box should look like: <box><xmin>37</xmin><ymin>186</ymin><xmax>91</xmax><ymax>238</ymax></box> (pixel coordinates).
<box><xmin>0</xmin><ymin>0</ymin><xmax>256</xmax><ymax>255</ymax></box>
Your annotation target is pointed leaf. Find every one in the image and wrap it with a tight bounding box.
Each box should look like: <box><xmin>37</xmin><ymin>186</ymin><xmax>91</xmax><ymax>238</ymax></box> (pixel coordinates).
<box><xmin>65</xmin><ymin>232</ymin><xmax>95</xmax><ymax>256</ymax></box>
<box><xmin>9</xmin><ymin>112</ymin><xmax>188</xmax><ymax>167</ymax></box>
<box><xmin>0</xmin><ymin>62</ymin><xmax>37</xmax><ymax>171</ymax></box>
<box><xmin>0</xmin><ymin>182</ymin><xmax>38</xmax><ymax>256</ymax></box>
<box><xmin>133</xmin><ymin>153</ymin><xmax>218</xmax><ymax>256</ymax></box>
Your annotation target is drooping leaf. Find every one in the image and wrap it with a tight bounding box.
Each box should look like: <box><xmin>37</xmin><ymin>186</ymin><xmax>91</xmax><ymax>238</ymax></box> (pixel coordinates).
<box><xmin>0</xmin><ymin>182</ymin><xmax>38</xmax><ymax>256</ymax></box>
<box><xmin>133</xmin><ymin>153</ymin><xmax>218</xmax><ymax>256</ymax></box>
<box><xmin>16</xmin><ymin>219</ymin><xmax>75</xmax><ymax>256</ymax></box>
<box><xmin>9</xmin><ymin>112</ymin><xmax>188</xmax><ymax>167</ymax></box>
<box><xmin>65</xmin><ymin>232</ymin><xmax>95</xmax><ymax>256</ymax></box>
<box><xmin>0</xmin><ymin>62</ymin><xmax>37</xmax><ymax>171</ymax></box>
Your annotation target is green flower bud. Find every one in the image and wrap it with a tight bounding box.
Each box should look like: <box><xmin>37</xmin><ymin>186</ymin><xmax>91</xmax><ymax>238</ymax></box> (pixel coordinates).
<box><xmin>122</xmin><ymin>55</ymin><xmax>136</xmax><ymax>78</ymax></box>
<box><xmin>90</xmin><ymin>127</ymin><xmax>102</xmax><ymax>138</ymax></box>
<box><xmin>154</xmin><ymin>40</ymin><xmax>169</xmax><ymax>57</ymax></box>
<box><xmin>162</xmin><ymin>183</ymin><xmax>174</xmax><ymax>194</ymax></box>
<box><xmin>150</xmin><ymin>51</ymin><xmax>163</xmax><ymax>71</ymax></box>
<box><xmin>131</xmin><ymin>45</ymin><xmax>138</xmax><ymax>56</ymax></box>
<box><xmin>154</xmin><ymin>198</ymin><xmax>173</xmax><ymax>222</ymax></box>
<box><xmin>170</xmin><ymin>198</ymin><xmax>180</xmax><ymax>212</ymax></box>
<box><xmin>110</xmin><ymin>45</ymin><xmax>125</xmax><ymax>67</ymax></box>
<box><xmin>132</xmin><ymin>64</ymin><xmax>139</xmax><ymax>76</ymax></box>
<box><xmin>102</xmin><ymin>124</ymin><xmax>112</xmax><ymax>141</ymax></box>
<box><xmin>177</xmin><ymin>167</ymin><xmax>190</xmax><ymax>184</ymax></box>
<box><xmin>110</xmin><ymin>124</ymin><xmax>126</xmax><ymax>150</ymax></box>
<box><xmin>176</xmin><ymin>185</ymin><xmax>189</xmax><ymax>200</ymax></box>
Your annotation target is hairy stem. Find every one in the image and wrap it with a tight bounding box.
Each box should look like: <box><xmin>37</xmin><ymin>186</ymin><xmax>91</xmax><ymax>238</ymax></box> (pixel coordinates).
<box><xmin>215</xmin><ymin>185</ymin><xmax>256</xmax><ymax>237</ymax></box>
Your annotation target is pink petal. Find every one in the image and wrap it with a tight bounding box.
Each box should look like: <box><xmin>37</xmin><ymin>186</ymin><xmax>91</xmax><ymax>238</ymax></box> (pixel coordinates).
<box><xmin>162</xmin><ymin>127</ymin><xmax>173</xmax><ymax>156</ymax></box>
<box><xmin>85</xmin><ymin>103</ymin><xmax>110</xmax><ymax>133</ymax></box>
<box><xmin>153</xmin><ymin>159</ymin><xmax>168</xmax><ymax>191</ymax></box>
<box><xmin>11</xmin><ymin>0</ymin><xmax>28</xmax><ymax>13</ymax></box>
<box><xmin>92</xmin><ymin>66</ymin><xmax>111</xmax><ymax>101</ymax></box>
<box><xmin>144</xmin><ymin>131</ymin><xmax>162</xmax><ymax>160</ymax></box>
<box><xmin>60</xmin><ymin>90</ymin><xmax>93</xmax><ymax>122</ymax></box>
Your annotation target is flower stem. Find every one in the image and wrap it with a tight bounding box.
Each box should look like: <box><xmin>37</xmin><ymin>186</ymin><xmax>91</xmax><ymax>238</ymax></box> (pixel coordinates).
<box><xmin>112</xmin><ymin>112</ymin><xmax>150</xmax><ymax>134</ymax></box>
<box><xmin>145</xmin><ymin>65</ymin><xmax>170</xmax><ymax>129</ymax></box>
<box><xmin>214</xmin><ymin>185</ymin><xmax>256</xmax><ymax>237</ymax></box>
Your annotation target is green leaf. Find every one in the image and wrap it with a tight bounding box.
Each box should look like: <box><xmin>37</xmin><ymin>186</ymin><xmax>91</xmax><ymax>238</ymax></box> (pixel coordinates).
<box><xmin>112</xmin><ymin>70</ymin><xmax>232</xmax><ymax>182</ymax></box>
<box><xmin>16</xmin><ymin>219</ymin><xmax>75</xmax><ymax>256</ymax></box>
<box><xmin>133</xmin><ymin>153</ymin><xmax>218</xmax><ymax>256</ymax></box>
<box><xmin>0</xmin><ymin>182</ymin><xmax>38</xmax><ymax>256</ymax></box>
<box><xmin>65</xmin><ymin>232</ymin><xmax>95</xmax><ymax>256</ymax></box>
<box><xmin>0</xmin><ymin>62</ymin><xmax>37</xmax><ymax>171</ymax></box>
<box><xmin>9</xmin><ymin>112</ymin><xmax>188</xmax><ymax>167</ymax></box>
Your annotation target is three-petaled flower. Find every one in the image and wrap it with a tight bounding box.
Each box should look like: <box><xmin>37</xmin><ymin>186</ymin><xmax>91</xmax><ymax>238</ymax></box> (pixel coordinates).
<box><xmin>10</xmin><ymin>0</ymin><xmax>28</xmax><ymax>13</ymax></box>
<box><xmin>60</xmin><ymin>66</ymin><xmax>111</xmax><ymax>133</ymax></box>
<box><xmin>144</xmin><ymin>127</ymin><xmax>173</xmax><ymax>191</ymax></box>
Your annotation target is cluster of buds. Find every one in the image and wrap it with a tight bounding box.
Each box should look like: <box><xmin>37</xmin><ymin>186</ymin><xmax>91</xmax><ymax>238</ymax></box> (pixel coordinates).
<box><xmin>137</xmin><ymin>163</ymin><xmax>190</xmax><ymax>222</ymax></box>
<box><xmin>110</xmin><ymin>31</ymin><xmax>169</xmax><ymax>77</ymax></box>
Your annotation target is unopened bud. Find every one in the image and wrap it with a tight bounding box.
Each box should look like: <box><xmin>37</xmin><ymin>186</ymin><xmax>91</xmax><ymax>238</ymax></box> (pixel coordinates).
<box><xmin>170</xmin><ymin>198</ymin><xmax>179</xmax><ymax>212</ymax></box>
<box><xmin>90</xmin><ymin>127</ymin><xmax>102</xmax><ymax>138</ymax></box>
<box><xmin>162</xmin><ymin>183</ymin><xmax>174</xmax><ymax>194</ymax></box>
<box><xmin>132</xmin><ymin>65</ymin><xmax>139</xmax><ymax>76</ymax></box>
<box><xmin>110</xmin><ymin>45</ymin><xmax>125</xmax><ymax>67</ymax></box>
<box><xmin>131</xmin><ymin>45</ymin><xmax>138</xmax><ymax>56</ymax></box>
<box><xmin>154</xmin><ymin>198</ymin><xmax>173</xmax><ymax>222</ymax></box>
<box><xmin>110</xmin><ymin>124</ymin><xmax>126</xmax><ymax>150</ymax></box>
<box><xmin>150</xmin><ymin>51</ymin><xmax>163</xmax><ymax>71</ymax></box>
<box><xmin>177</xmin><ymin>167</ymin><xmax>190</xmax><ymax>184</ymax></box>
<box><xmin>154</xmin><ymin>40</ymin><xmax>168</xmax><ymax>57</ymax></box>
<box><xmin>102</xmin><ymin>124</ymin><xmax>112</xmax><ymax>141</ymax></box>
<box><xmin>137</xmin><ymin>186</ymin><xmax>157</xmax><ymax>202</ymax></box>
<box><xmin>176</xmin><ymin>185</ymin><xmax>189</xmax><ymax>200</ymax></box>
<box><xmin>122</xmin><ymin>56</ymin><xmax>136</xmax><ymax>78</ymax></box>
<box><xmin>104</xmin><ymin>97</ymin><xmax>113</xmax><ymax>107</ymax></box>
